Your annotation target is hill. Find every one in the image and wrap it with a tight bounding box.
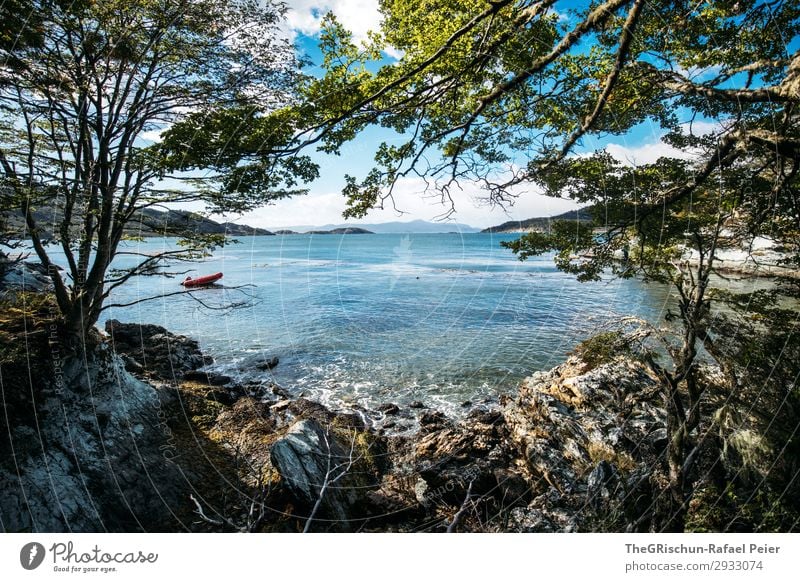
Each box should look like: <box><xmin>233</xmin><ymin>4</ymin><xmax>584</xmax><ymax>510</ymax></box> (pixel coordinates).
<box><xmin>272</xmin><ymin>219</ymin><xmax>479</xmax><ymax>234</ymax></box>
<box><xmin>2</xmin><ymin>205</ymin><xmax>273</xmax><ymax>238</ymax></box>
<box><xmin>304</xmin><ymin>227</ymin><xmax>374</xmax><ymax>235</ymax></box>
<box><xmin>131</xmin><ymin>209</ymin><xmax>274</xmax><ymax>237</ymax></box>
<box><xmin>481</xmin><ymin>209</ymin><xmax>592</xmax><ymax>233</ymax></box>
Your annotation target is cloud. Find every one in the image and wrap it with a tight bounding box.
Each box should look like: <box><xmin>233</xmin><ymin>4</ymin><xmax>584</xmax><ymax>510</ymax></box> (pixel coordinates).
<box><xmin>603</xmin><ymin>119</ymin><xmax>725</xmax><ymax>166</ymax></box>
<box><xmin>140</xmin><ymin>128</ymin><xmax>165</xmax><ymax>143</ymax></box>
<box><xmin>604</xmin><ymin>141</ymin><xmax>697</xmax><ymax>166</ymax></box>
<box><xmin>238</xmin><ymin>174</ymin><xmax>578</xmax><ymax>229</ymax></box>
<box><xmin>286</xmin><ymin>0</ymin><xmax>382</xmax><ymax>45</ymax></box>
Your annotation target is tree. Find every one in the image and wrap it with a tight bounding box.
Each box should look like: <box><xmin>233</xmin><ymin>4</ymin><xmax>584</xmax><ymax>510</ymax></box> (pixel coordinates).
<box><xmin>295</xmin><ymin>0</ymin><xmax>800</xmax><ymax>531</ymax></box>
<box><xmin>0</xmin><ymin>0</ymin><xmax>317</xmax><ymax>347</ymax></box>
<box><xmin>504</xmin><ymin>155</ymin><xmax>744</xmax><ymax>530</ymax></box>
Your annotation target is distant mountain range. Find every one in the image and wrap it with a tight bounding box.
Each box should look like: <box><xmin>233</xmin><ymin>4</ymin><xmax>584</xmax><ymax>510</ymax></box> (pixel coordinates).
<box><xmin>133</xmin><ymin>209</ymin><xmax>273</xmax><ymax>236</ymax></box>
<box><xmin>481</xmin><ymin>209</ymin><xmax>592</xmax><ymax>233</ymax></box>
<box><xmin>7</xmin><ymin>203</ymin><xmax>595</xmax><ymax>238</ymax></box>
<box><xmin>272</xmin><ymin>219</ymin><xmax>480</xmax><ymax>234</ymax></box>
<box><xmin>2</xmin><ymin>206</ymin><xmax>379</xmax><ymax>238</ymax></box>
<box><xmin>1</xmin><ymin>206</ymin><xmax>274</xmax><ymax>238</ymax></box>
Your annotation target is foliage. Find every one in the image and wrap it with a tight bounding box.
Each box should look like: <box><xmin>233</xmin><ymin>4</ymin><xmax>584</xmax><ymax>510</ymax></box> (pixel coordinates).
<box><xmin>0</xmin><ymin>0</ymin><xmax>315</xmax><ymax>342</ymax></box>
<box><xmin>297</xmin><ymin>0</ymin><xmax>800</xmax><ymax>532</ymax></box>
<box><xmin>572</xmin><ymin>330</ymin><xmax>631</xmax><ymax>370</ymax></box>
<box><xmin>298</xmin><ymin>0</ymin><xmax>800</xmax><ymax>220</ymax></box>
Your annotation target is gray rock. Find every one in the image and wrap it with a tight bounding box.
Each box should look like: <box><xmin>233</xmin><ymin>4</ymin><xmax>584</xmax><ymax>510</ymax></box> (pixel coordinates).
<box><xmin>239</xmin><ymin>354</ymin><xmax>279</xmax><ymax>371</ymax></box>
<box><xmin>270</xmin><ymin>419</ymin><xmax>375</xmax><ymax>529</ymax></box>
<box><xmin>502</xmin><ymin>355</ymin><xmax>668</xmax><ymax>531</ymax></box>
<box><xmin>104</xmin><ymin>320</ymin><xmax>207</xmax><ymax>379</ymax></box>
<box><xmin>378</xmin><ymin>403</ymin><xmax>400</xmax><ymax>416</ymax></box>
<box><xmin>587</xmin><ymin>460</ymin><xmax>620</xmax><ymax>509</ymax></box>
<box><xmin>0</xmin><ymin>258</ymin><xmax>52</xmax><ymax>293</ymax></box>
<box><xmin>0</xmin><ymin>344</ymin><xmax>183</xmax><ymax>532</ymax></box>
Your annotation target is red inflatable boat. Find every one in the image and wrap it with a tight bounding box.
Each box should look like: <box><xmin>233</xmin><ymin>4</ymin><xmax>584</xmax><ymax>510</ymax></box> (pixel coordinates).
<box><xmin>181</xmin><ymin>272</ymin><xmax>223</xmax><ymax>287</ymax></box>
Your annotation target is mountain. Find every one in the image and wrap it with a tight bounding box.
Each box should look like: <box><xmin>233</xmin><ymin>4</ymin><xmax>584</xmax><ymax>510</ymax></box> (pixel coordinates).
<box><xmin>133</xmin><ymin>209</ymin><xmax>274</xmax><ymax>237</ymax></box>
<box><xmin>2</xmin><ymin>205</ymin><xmax>273</xmax><ymax>238</ymax></box>
<box><xmin>271</xmin><ymin>219</ymin><xmax>480</xmax><ymax>234</ymax></box>
<box><xmin>481</xmin><ymin>209</ymin><xmax>593</xmax><ymax>234</ymax></box>
<box><xmin>304</xmin><ymin>227</ymin><xmax>374</xmax><ymax>235</ymax></box>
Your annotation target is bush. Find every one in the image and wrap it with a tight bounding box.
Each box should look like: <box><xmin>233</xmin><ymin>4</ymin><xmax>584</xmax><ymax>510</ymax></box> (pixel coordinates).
<box><xmin>572</xmin><ymin>330</ymin><xmax>631</xmax><ymax>370</ymax></box>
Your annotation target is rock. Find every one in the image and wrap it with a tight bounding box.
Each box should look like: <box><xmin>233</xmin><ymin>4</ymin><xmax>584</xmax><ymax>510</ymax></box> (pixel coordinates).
<box><xmin>646</xmin><ymin>427</ymin><xmax>669</xmax><ymax>451</ymax></box>
<box><xmin>270</xmin><ymin>419</ymin><xmax>377</xmax><ymax>529</ymax></box>
<box><xmin>378</xmin><ymin>403</ymin><xmax>400</xmax><ymax>416</ymax></box>
<box><xmin>239</xmin><ymin>354</ymin><xmax>279</xmax><ymax>371</ymax></box>
<box><xmin>0</xmin><ymin>258</ymin><xmax>52</xmax><ymax>293</ymax></box>
<box><xmin>0</xmin><ymin>344</ymin><xmax>184</xmax><ymax>532</ymax></box>
<box><xmin>287</xmin><ymin>398</ymin><xmax>335</xmax><ymax>424</ymax></box>
<box><xmin>493</xmin><ymin>467</ymin><xmax>533</xmax><ymax>504</ymax></box>
<box><xmin>270</xmin><ymin>400</ymin><xmax>292</xmax><ymax>412</ymax></box>
<box><xmin>586</xmin><ymin>460</ymin><xmax>620</xmax><ymax>509</ymax></box>
<box><xmin>418</xmin><ymin>410</ymin><xmax>447</xmax><ymax>429</ymax></box>
<box><xmin>271</xmin><ymin>384</ymin><xmax>292</xmax><ymax>399</ymax></box>
<box><xmin>501</xmin><ymin>355</ymin><xmax>668</xmax><ymax>531</ymax></box>
<box><xmin>409</xmin><ymin>400</ymin><xmax>426</xmax><ymax>409</ymax></box>
<box><xmin>333</xmin><ymin>410</ymin><xmax>368</xmax><ymax>431</ymax></box>
<box><xmin>104</xmin><ymin>320</ymin><xmax>207</xmax><ymax>380</ymax></box>
<box><xmin>410</xmin><ymin>409</ymin><xmax>519</xmax><ymax>507</ymax></box>
<box><xmin>182</xmin><ymin>370</ymin><xmax>232</xmax><ymax>386</ymax></box>
<box><xmin>466</xmin><ymin>408</ymin><xmax>502</xmax><ymax>425</ymax></box>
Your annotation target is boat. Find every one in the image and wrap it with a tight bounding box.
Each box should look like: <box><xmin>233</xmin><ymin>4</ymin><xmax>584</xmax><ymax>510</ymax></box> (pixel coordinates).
<box><xmin>181</xmin><ymin>272</ymin><xmax>223</xmax><ymax>287</ymax></box>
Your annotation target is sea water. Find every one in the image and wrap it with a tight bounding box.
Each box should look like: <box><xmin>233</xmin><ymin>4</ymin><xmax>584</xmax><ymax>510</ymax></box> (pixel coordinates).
<box><xmin>90</xmin><ymin>232</ymin><xmax>674</xmax><ymax>414</ymax></box>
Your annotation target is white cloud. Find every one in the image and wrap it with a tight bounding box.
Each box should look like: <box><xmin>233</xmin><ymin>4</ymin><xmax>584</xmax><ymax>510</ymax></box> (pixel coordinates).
<box><xmin>679</xmin><ymin>119</ymin><xmax>723</xmax><ymax>136</ymax></box>
<box><xmin>604</xmin><ymin>141</ymin><xmax>697</xmax><ymax>166</ymax></box>
<box><xmin>238</xmin><ymin>174</ymin><xmax>578</xmax><ymax>229</ymax></box>
<box><xmin>284</xmin><ymin>0</ymin><xmax>404</xmax><ymax>58</ymax></box>
<box><xmin>140</xmin><ymin>128</ymin><xmax>165</xmax><ymax>143</ymax></box>
<box><xmin>603</xmin><ymin>119</ymin><xmax>726</xmax><ymax>166</ymax></box>
<box><xmin>286</xmin><ymin>0</ymin><xmax>382</xmax><ymax>46</ymax></box>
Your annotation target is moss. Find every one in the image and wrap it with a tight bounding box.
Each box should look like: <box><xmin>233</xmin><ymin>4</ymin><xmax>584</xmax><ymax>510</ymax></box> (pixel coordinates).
<box><xmin>585</xmin><ymin>440</ymin><xmax>637</xmax><ymax>473</ymax></box>
<box><xmin>0</xmin><ymin>291</ymin><xmax>56</xmax><ymax>366</ymax></box>
<box><xmin>572</xmin><ymin>330</ymin><xmax>631</xmax><ymax>371</ymax></box>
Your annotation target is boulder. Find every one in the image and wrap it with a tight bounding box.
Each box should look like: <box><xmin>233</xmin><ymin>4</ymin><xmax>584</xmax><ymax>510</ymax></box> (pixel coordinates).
<box><xmin>104</xmin><ymin>320</ymin><xmax>208</xmax><ymax>380</ymax></box>
<box><xmin>0</xmin><ymin>344</ymin><xmax>184</xmax><ymax>532</ymax></box>
<box><xmin>270</xmin><ymin>419</ymin><xmax>377</xmax><ymax>529</ymax></box>
<box><xmin>239</xmin><ymin>353</ymin><xmax>279</xmax><ymax>371</ymax></box>
<box><xmin>502</xmin><ymin>356</ymin><xmax>668</xmax><ymax>531</ymax></box>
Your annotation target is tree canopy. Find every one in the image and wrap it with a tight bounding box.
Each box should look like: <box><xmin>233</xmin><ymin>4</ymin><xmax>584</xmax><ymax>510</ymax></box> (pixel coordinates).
<box><xmin>294</xmin><ymin>0</ymin><xmax>800</xmax><ymax>532</ymax></box>
<box><xmin>297</xmin><ymin>0</ymin><xmax>799</xmax><ymax>222</ymax></box>
<box><xmin>0</xmin><ymin>0</ymin><xmax>317</xmax><ymax>342</ymax></box>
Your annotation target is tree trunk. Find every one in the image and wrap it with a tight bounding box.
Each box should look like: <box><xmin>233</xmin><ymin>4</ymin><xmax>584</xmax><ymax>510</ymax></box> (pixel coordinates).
<box><xmin>663</xmin><ymin>378</ymin><xmax>689</xmax><ymax>532</ymax></box>
<box><xmin>61</xmin><ymin>292</ymin><xmax>102</xmax><ymax>353</ymax></box>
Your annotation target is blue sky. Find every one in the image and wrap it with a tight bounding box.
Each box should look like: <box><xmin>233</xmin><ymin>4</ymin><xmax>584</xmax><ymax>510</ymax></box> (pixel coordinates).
<box><xmin>238</xmin><ymin>0</ymin><xmax>712</xmax><ymax>229</ymax></box>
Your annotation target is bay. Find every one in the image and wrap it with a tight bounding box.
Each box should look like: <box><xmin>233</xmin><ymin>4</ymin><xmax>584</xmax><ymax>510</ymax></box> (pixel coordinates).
<box><xmin>90</xmin><ymin>232</ymin><xmax>674</xmax><ymax>415</ymax></box>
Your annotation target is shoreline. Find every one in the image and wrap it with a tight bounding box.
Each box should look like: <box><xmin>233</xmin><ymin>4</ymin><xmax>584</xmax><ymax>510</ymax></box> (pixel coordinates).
<box><xmin>1</xmin><ymin>259</ymin><xmax>795</xmax><ymax>533</ymax></box>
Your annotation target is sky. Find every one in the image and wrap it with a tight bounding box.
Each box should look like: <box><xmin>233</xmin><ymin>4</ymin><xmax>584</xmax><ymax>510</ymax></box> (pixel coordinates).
<box><xmin>233</xmin><ymin>0</ymin><xmax>698</xmax><ymax>230</ymax></box>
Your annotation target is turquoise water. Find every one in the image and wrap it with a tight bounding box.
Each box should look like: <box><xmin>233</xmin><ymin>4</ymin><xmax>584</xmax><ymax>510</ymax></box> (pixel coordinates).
<box><xmin>96</xmin><ymin>233</ymin><xmax>673</xmax><ymax>412</ymax></box>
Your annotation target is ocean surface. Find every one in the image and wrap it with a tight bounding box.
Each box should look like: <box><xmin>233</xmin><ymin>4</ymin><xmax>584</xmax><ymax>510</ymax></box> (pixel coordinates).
<box><xmin>91</xmin><ymin>233</ymin><xmax>674</xmax><ymax>414</ymax></box>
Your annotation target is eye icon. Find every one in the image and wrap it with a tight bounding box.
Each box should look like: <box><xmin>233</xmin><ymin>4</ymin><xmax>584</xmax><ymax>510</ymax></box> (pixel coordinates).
<box><xmin>20</xmin><ymin>542</ymin><xmax>46</xmax><ymax>570</ymax></box>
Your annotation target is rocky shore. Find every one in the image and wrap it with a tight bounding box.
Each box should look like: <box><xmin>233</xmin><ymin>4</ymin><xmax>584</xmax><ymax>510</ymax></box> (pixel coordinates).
<box><xmin>2</xmin><ymin>253</ymin><xmax>729</xmax><ymax>532</ymax></box>
<box><xmin>1</xmin><ymin>262</ymin><xmax>683</xmax><ymax>533</ymax></box>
